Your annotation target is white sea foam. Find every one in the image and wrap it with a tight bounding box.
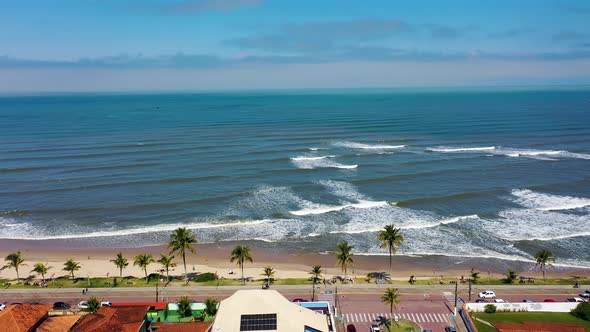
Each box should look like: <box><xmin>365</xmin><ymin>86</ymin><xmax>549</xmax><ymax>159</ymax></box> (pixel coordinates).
<box><xmin>330</xmin><ymin>214</ymin><xmax>479</xmax><ymax>233</ymax></box>
<box><xmin>511</xmin><ymin>189</ymin><xmax>590</xmax><ymax>211</ymax></box>
<box><xmin>290</xmin><ymin>155</ymin><xmax>335</xmax><ymax>161</ymax></box>
<box><xmin>428</xmin><ymin>146</ymin><xmax>496</xmax><ymax>152</ymax></box>
<box><xmin>334</xmin><ymin>142</ymin><xmax>406</xmax><ymax>150</ymax></box>
<box><xmin>290</xmin><ymin>200</ymin><xmax>388</xmax><ymax>216</ymax></box>
<box><xmin>429</xmin><ymin>145</ymin><xmax>590</xmax><ymax>160</ymax></box>
<box><xmin>308</xmin><ymin>147</ymin><xmax>326</xmax><ymax>151</ymax></box>
<box><xmin>290</xmin><ymin>156</ymin><xmax>357</xmax><ymax>169</ymax></box>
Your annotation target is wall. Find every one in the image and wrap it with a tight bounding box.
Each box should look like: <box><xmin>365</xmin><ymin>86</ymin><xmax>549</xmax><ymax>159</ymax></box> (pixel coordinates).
<box><xmin>466</xmin><ymin>302</ymin><xmax>578</xmax><ymax>313</ymax></box>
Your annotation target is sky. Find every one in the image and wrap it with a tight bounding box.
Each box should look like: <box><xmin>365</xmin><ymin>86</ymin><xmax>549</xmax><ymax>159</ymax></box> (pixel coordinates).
<box><xmin>1</xmin><ymin>0</ymin><xmax>590</xmax><ymax>92</ymax></box>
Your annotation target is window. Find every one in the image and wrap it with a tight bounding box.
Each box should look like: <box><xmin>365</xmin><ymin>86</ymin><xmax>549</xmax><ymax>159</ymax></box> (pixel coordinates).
<box><xmin>304</xmin><ymin>326</ymin><xmax>322</xmax><ymax>332</ymax></box>
<box><xmin>240</xmin><ymin>313</ymin><xmax>277</xmax><ymax>331</ymax></box>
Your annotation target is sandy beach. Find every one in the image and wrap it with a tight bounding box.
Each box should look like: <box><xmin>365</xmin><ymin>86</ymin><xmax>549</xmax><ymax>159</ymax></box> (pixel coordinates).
<box><xmin>1</xmin><ymin>239</ymin><xmax>588</xmax><ymax>282</ymax></box>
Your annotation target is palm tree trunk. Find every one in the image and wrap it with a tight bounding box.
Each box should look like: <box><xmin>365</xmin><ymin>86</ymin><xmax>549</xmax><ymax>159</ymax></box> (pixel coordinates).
<box><xmin>16</xmin><ymin>268</ymin><xmax>20</xmax><ymax>280</ymax></box>
<box><xmin>182</xmin><ymin>251</ymin><xmax>187</xmax><ymax>276</ymax></box>
<box><xmin>42</xmin><ymin>273</ymin><xmax>45</xmax><ymax>283</ymax></box>
<box><xmin>312</xmin><ymin>281</ymin><xmax>315</xmax><ymax>301</ymax></box>
<box><xmin>390</xmin><ymin>303</ymin><xmax>393</xmax><ymax>315</ymax></box>
<box><xmin>120</xmin><ymin>267</ymin><xmax>123</xmax><ymax>278</ymax></box>
<box><xmin>166</xmin><ymin>267</ymin><xmax>169</xmax><ymax>281</ymax></box>
<box><xmin>389</xmin><ymin>246</ymin><xmax>392</xmax><ymax>272</ymax></box>
<box><xmin>241</xmin><ymin>262</ymin><xmax>245</xmax><ymax>285</ymax></box>
<box><xmin>145</xmin><ymin>269</ymin><xmax>148</xmax><ymax>283</ymax></box>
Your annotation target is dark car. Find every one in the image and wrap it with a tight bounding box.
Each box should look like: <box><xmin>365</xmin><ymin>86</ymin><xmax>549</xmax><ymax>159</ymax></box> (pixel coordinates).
<box><xmin>346</xmin><ymin>324</ymin><xmax>357</xmax><ymax>332</ymax></box>
<box><xmin>292</xmin><ymin>298</ymin><xmax>308</xmax><ymax>302</ymax></box>
<box><xmin>444</xmin><ymin>327</ymin><xmax>457</xmax><ymax>332</ymax></box>
<box><xmin>53</xmin><ymin>302</ymin><xmax>71</xmax><ymax>310</ymax></box>
<box><xmin>475</xmin><ymin>299</ymin><xmax>487</xmax><ymax>303</ymax></box>
<box><xmin>423</xmin><ymin>329</ymin><xmax>433</xmax><ymax>332</ymax></box>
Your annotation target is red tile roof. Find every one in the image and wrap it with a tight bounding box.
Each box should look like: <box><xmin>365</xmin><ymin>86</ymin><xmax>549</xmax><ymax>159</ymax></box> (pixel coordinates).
<box><xmin>73</xmin><ymin>305</ymin><xmax>150</xmax><ymax>332</ymax></box>
<box><xmin>149</xmin><ymin>322</ymin><xmax>212</xmax><ymax>332</ymax></box>
<box><xmin>0</xmin><ymin>304</ymin><xmax>52</xmax><ymax>332</ymax></box>
<box><xmin>112</xmin><ymin>302</ymin><xmax>167</xmax><ymax>310</ymax></box>
<box><xmin>36</xmin><ymin>315</ymin><xmax>82</xmax><ymax>332</ymax></box>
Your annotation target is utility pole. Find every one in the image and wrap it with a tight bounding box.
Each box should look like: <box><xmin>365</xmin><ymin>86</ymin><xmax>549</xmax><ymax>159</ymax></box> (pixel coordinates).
<box><xmin>468</xmin><ymin>279</ymin><xmax>472</xmax><ymax>301</ymax></box>
<box><xmin>156</xmin><ymin>282</ymin><xmax>159</xmax><ymax>302</ymax></box>
<box><xmin>454</xmin><ymin>280</ymin><xmax>458</xmax><ymax>316</ymax></box>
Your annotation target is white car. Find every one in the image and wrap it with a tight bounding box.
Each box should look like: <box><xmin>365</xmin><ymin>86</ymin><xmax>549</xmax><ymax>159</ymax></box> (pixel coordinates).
<box><xmin>580</xmin><ymin>290</ymin><xmax>590</xmax><ymax>298</ymax></box>
<box><xmin>0</xmin><ymin>303</ymin><xmax>6</xmax><ymax>311</ymax></box>
<box><xmin>370</xmin><ymin>325</ymin><xmax>381</xmax><ymax>332</ymax></box>
<box><xmin>494</xmin><ymin>299</ymin><xmax>507</xmax><ymax>303</ymax></box>
<box><xmin>77</xmin><ymin>301</ymin><xmax>89</xmax><ymax>309</ymax></box>
<box><xmin>478</xmin><ymin>290</ymin><xmax>496</xmax><ymax>299</ymax></box>
<box><xmin>101</xmin><ymin>301</ymin><xmax>112</xmax><ymax>307</ymax></box>
<box><xmin>568</xmin><ymin>297</ymin><xmax>586</xmax><ymax>303</ymax></box>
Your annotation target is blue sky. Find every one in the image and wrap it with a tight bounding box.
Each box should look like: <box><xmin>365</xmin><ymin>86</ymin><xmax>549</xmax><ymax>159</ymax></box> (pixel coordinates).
<box><xmin>1</xmin><ymin>0</ymin><xmax>590</xmax><ymax>92</ymax></box>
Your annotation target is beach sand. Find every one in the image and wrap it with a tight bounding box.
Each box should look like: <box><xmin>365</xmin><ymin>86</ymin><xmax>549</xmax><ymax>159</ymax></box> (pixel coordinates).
<box><xmin>0</xmin><ymin>239</ymin><xmax>588</xmax><ymax>282</ymax></box>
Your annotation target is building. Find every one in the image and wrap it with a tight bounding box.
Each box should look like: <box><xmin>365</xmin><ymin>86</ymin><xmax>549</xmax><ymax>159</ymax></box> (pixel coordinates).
<box><xmin>149</xmin><ymin>322</ymin><xmax>212</xmax><ymax>332</ymax></box>
<box><xmin>73</xmin><ymin>305</ymin><xmax>150</xmax><ymax>332</ymax></box>
<box><xmin>211</xmin><ymin>290</ymin><xmax>331</xmax><ymax>332</ymax></box>
<box><xmin>0</xmin><ymin>304</ymin><xmax>52</xmax><ymax>332</ymax></box>
<box><xmin>36</xmin><ymin>315</ymin><xmax>82</xmax><ymax>332</ymax></box>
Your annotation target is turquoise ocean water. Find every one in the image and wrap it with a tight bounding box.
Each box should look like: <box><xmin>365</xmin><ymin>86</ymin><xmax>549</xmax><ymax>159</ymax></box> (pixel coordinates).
<box><xmin>1</xmin><ymin>88</ymin><xmax>589</xmax><ymax>266</ymax></box>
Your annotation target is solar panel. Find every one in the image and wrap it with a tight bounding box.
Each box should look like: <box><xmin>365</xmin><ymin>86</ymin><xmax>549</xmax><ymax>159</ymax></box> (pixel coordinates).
<box><xmin>240</xmin><ymin>313</ymin><xmax>278</xmax><ymax>331</ymax></box>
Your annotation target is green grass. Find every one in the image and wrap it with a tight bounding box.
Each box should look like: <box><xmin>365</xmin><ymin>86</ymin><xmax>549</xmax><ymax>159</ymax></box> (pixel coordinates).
<box><xmin>472</xmin><ymin>311</ymin><xmax>590</xmax><ymax>331</ymax></box>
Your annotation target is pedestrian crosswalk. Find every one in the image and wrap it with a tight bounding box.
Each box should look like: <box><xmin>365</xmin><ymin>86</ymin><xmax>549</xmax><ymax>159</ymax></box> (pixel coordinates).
<box><xmin>343</xmin><ymin>312</ymin><xmax>449</xmax><ymax>324</ymax></box>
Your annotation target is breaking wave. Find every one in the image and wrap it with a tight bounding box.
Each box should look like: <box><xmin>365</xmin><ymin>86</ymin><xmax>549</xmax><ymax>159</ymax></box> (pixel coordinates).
<box><xmin>334</xmin><ymin>142</ymin><xmax>406</xmax><ymax>150</ymax></box>
<box><xmin>428</xmin><ymin>145</ymin><xmax>590</xmax><ymax>160</ymax></box>
<box><xmin>511</xmin><ymin>189</ymin><xmax>590</xmax><ymax>211</ymax></box>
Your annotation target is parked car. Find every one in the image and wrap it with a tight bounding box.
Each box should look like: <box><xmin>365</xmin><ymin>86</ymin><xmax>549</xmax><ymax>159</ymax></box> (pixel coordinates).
<box><xmin>346</xmin><ymin>324</ymin><xmax>357</xmax><ymax>332</ymax></box>
<box><xmin>475</xmin><ymin>299</ymin><xmax>487</xmax><ymax>303</ymax></box>
<box><xmin>0</xmin><ymin>303</ymin><xmax>6</xmax><ymax>311</ymax></box>
<box><xmin>478</xmin><ymin>290</ymin><xmax>496</xmax><ymax>299</ymax></box>
<box><xmin>444</xmin><ymin>327</ymin><xmax>457</xmax><ymax>332</ymax></box>
<box><xmin>579</xmin><ymin>290</ymin><xmax>590</xmax><ymax>298</ymax></box>
<box><xmin>77</xmin><ymin>301</ymin><xmax>89</xmax><ymax>309</ymax></box>
<box><xmin>53</xmin><ymin>302</ymin><xmax>70</xmax><ymax>310</ymax></box>
<box><xmin>293</xmin><ymin>298</ymin><xmax>307</xmax><ymax>302</ymax></box>
<box><xmin>543</xmin><ymin>299</ymin><xmax>555</xmax><ymax>302</ymax></box>
<box><xmin>567</xmin><ymin>297</ymin><xmax>586</xmax><ymax>302</ymax></box>
<box><xmin>370</xmin><ymin>324</ymin><xmax>381</xmax><ymax>332</ymax></box>
<box><xmin>494</xmin><ymin>299</ymin><xmax>507</xmax><ymax>303</ymax></box>
<box><xmin>423</xmin><ymin>329</ymin><xmax>433</xmax><ymax>332</ymax></box>
<box><xmin>101</xmin><ymin>301</ymin><xmax>112</xmax><ymax>307</ymax></box>
<box><xmin>522</xmin><ymin>299</ymin><xmax>535</xmax><ymax>303</ymax></box>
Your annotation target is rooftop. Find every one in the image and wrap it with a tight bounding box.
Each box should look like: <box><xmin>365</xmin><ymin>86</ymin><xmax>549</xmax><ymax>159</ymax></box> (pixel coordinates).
<box><xmin>0</xmin><ymin>304</ymin><xmax>52</xmax><ymax>332</ymax></box>
<box><xmin>73</xmin><ymin>305</ymin><xmax>150</xmax><ymax>332</ymax></box>
<box><xmin>150</xmin><ymin>322</ymin><xmax>212</xmax><ymax>332</ymax></box>
<box><xmin>36</xmin><ymin>315</ymin><xmax>82</xmax><ymax>332</ymax></box>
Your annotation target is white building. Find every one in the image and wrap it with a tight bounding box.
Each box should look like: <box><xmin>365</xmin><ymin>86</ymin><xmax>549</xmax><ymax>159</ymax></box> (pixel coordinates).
<box><xmin>211</xmin><ymin>290</ymin><xmax>331</xmax><ymax>332</ymax></box>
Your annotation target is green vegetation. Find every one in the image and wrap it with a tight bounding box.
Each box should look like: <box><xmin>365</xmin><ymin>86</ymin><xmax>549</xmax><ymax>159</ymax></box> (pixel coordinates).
<box><xmin>470</xmin><ymin>268</ymin><xmax>480</xmax><ymax>284</ymax></box>
<box><xmin>335</xmin><ymin>241</ymin><xmax>354</xmax><ymax>278</ymax></box>
<box><xmin>381</xmin><ymin>288</ymin><xmax>400</xmax><ymax>315</ymax></box>
<box><xmin>2</xmin><ymin>251</ymin><xmax>27</xmax><ymax>280</ymax></box>
<box><xmin>571</xmin><ymin>302</ymin><xmax>590</xmax><ymax>321</ymax></box>
<box><xmin>535</xmin><ymin>249</ymin><xmax>556</xmax><ymax>282</ymax></box>
<box><xmin>157</xmin><ymin>254</ymin><xmax>176</xmax><ymax>281</ymax></box>
<box><xmin>86</xmin><ymin>296</ymin><xmax>101</xmax><ymax>313</ymax></box>
<box><xmin>484</xmin><ymin>304</ymin><xmax>496</xmax><ymax>313</ymax></box>
<box><xmin>168</xmin><ymin>227</ymin><xmax>197</xmax><ymax>276</ymax></box>
<box><xmin>376</xmin><ymin>225</ymin><xmax>404</xmax><ymax>272</ymax></box>
<box><xmin>204</xmin><ymin>298</ymin><xmax>219</xmax><ymax>317</ymax></box>
<box><xmin>133</xmin><ymin>254</ymin><xmax>154</xmax><ymax>283</ymax></box>
<box><xmin>261</xmin><ymin>266</ymin><xmax>275</xmax><ymax>288</ymax></box>
<box><xmin>192</xmin><ymin>272</ymin><xmax>217</xmax><ymax>282</ymax></box>
<box><xmin>31</xmin><ymin>263</ymin><xmax>51</xmax><ymax>283</ymax></box>
<box><xmin>63</xmin><ymin>258</ymin><xmax>81</xmax><ymax>279</ymax></box>
<box><xmin>472</xmin><ymin>311</ymin><xmax>590</xmax><ymax>332</ymax></box>
<box><xmin>309</xmin><ymin>265</ymin><xmax>322</xmax><ymax>301</ymax></box>
<box><xmin>229</xmin><ymin>245</ymin><xmax>254</xmax><ymax>285</ymax></box>
<box><xmin>110</xmin><ymin>253</ymin><xmax>129</xmax><ymax>278</ymax></box>
<box><xmin>177</xmin><ymin>296</ymin><xmax>192</xmax><ymax>318</ymax></box>
<box><xmin>502</xmin><ymin>269</ymin><xmax>518</xmax><ymax>284</ymax></box>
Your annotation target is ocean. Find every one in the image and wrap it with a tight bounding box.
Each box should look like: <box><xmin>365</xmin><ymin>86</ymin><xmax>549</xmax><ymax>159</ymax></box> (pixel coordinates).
<box><xmin>1</xmin><ymin>88</ymin><xmax>589</xmax><ymax>267</ymax></box>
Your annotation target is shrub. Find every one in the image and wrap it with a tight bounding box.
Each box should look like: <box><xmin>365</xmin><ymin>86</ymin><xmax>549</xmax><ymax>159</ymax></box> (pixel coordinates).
<box><xmin>571</xmin><ymin>302</ymin><xmax>590</xmax><ymax>321</ymax></box>
<box><xmin>193</xmin><ymin>272</ymin><xmax>217</xmax><ymax>282</ymax></box>
<box><xmin>484</xmin><ymin>304</ymin><xmax>497</xmax><ymax>314</ymax></box>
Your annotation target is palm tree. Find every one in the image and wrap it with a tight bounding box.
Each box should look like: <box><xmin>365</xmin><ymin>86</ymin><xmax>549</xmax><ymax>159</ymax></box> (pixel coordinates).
<box><xmin>31</xmin><ymin>263</ymin><xmax>51</xmax><ymax>283</ymax></box>
<box><xmin>375</xmin><ymin>315</ymin><xmax>393</xmax><ymax>332</ymax></box>
<box><xmin>503</xmin><ymin>269</ymin><xmax>518</xmax><ymax>284</ymax></box>
<box><xmin>177</xmin><ymin>296</ymin><xmax>192</xmax><ymax>318</ymax></box>
<box><xmin>534</xmin><ymin>249</ymin><xmax>556</xmax><ymax>282</ymax></box>
<box><xmin>309</xmin><ymin>265</ymin><xmax>323</xmax><ymax>301</ymax></box>
<box><xmin>335</xmin><ymin>241</ymin><xmax>354</xmax><ymax>279</ymax></box>
<box><xmin>261</xmin><ymin>266</ymin><xmax>275</xmax><ymax>288</ymax></box>
<box><xmin>110</xmin><ymin>252</ymin><xmax>129</xmax><ymax>279</ymax></box>
<box><xmin>168</xmin><ymin>227</ymin><xmax>197</xmax><ymax>276</ymax></box>
<box><xmin>470</xmin><ymin>268</ymin><xmax>480</xmax><ymax>284</ymax></box>
<box><xmin>86</xmin><ymin>296</ymin><xmax>101</xmax><ymax>313</ymax></box>
<box><xmin>381</xmin><ymin>288</ymin><xmax>400</xmax><ymax>315</ymax></box>
<box><xmin>157</xmin><ymin>254</ymin><xmax>177</xmax><ymax>281</ymax></box>
<box><xmin>376</xmin><ymin>225</ymin><xmax>404</xmax><ymax>272</ymax></box>
<box><xmin>134</xmin><ymin>254</ymin><xmax>154</xmax><ymax>283</ymax></box>
<box><xmin>229</xmin><ymin>245</ymin><xmax>254</xmax><ymax>285</ymax></box>
<box><xmin>204</xmin><ymin>298</ymin><xmax>219</xmax><ymax>317</ymax></box>
<box><xmin>63</xmin><ymin>258</ymin><xmax>81</xmax><ymax>279</ymax></box>
<box><xmin>2</xmin><ymin>251</ymin><xmax>27</xmax><ymax>280</ymax></box>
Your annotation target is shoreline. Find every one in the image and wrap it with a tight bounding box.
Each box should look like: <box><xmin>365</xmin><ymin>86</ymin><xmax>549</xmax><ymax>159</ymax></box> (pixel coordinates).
<box><xmin>1</xmin><ymin>239</ymin><xmax>588</xmax><ymax>281</ymax></box>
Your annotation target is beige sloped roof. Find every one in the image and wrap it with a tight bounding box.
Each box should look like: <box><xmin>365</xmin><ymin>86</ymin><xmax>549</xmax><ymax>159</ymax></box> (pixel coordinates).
<box><xmin>211</xmin><ymin>289</ymin><xmax>329</xmax><ymax>332</ymax></box>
